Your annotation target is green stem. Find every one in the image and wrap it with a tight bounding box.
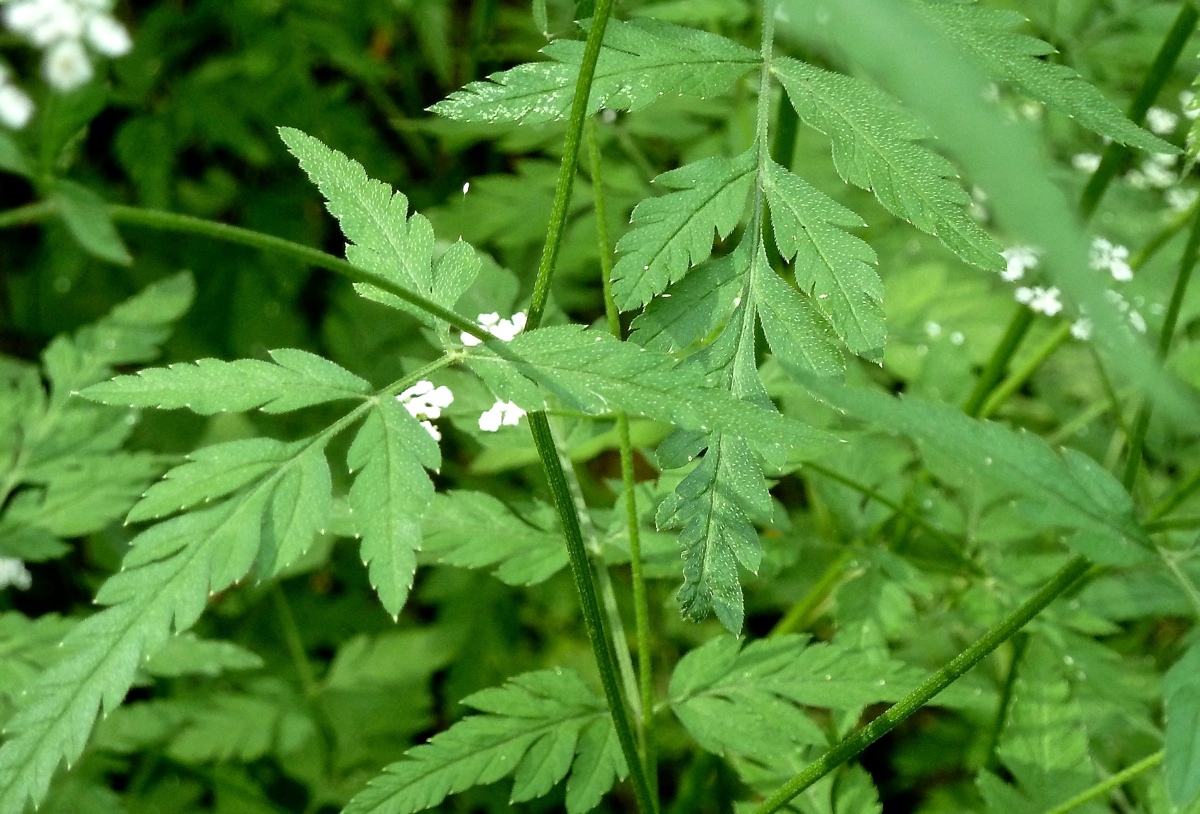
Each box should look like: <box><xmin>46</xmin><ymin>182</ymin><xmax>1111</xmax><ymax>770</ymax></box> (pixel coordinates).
<box><xmin>1143</xmin><ymin>514</ymin><xmax>1200</xmax><ymax>533</ymax></box>
<box><xmin>1158</xmin><ymin>546</ymin><xmax>1200</xmax><ymax>618</ymax></box>
<box><xmin>1043</xmin><ymin>750</ymin><xmax>1164</xmax><ymax>814</ymax></box>
<box><xmin>981</xmin><ymin>632</ymin><xmax>1027</xmax><ymax>771</ymax></box>
<box><xmin>750</xmin><ymin>555</ymin><xmax>1093</xmax><ymax>814</ymax></box>
<box><xmin>1150</xmin><ymin>463</ymin><xmax>1200</xmax><ymax>519</ymax></box>
<box><xmin>587</xmin><ymin>116</ymin><xmax>658</xmax><ymax>792</ymax></box>
<box><xmin>528</xmin><ymin>413</ymin><xmax>657</xmax><ymax>814</ymax></box>
<box><xmin>1078</xmin><ymin>1</ymin><xmax>1198</xmax><ymax>219</ymax></box>
<box><xmin>769</xmin><ymin>549</ymin><xmax>855</xmax><ymax>637</ymax></box>
<box><xmin>271</xmin><ymin>583</ymin><xmax>319</xmax><ymax>698</ymax></box>
<box><xmin>963</xmin><ymin>306</ymin><xmax>1035</xmax><ymax>417</ymax></box>
<box><xmin>527</xmin><ymin>0</ymin><xmax>615</xmax><ymax>328</ymax></box>
<box><xmin>0</xmin><ymin>200</ymin><xmax>494</xmax><ymax>344</ymax></box>
<box><xmin>979</xmin><ymin>322</ymin><xmax>1073</xmax><ymax>419</ymax></box>
<box><xmin>1121</xmin><ymin>198</ymin><xmax>1200</xmax><ymax>489</ymax></box>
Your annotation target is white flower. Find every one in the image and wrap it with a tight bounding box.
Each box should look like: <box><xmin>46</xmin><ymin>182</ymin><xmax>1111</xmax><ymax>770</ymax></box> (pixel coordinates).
<box><xmin>84</xmin><ymin>13</ymin><xmax>130</xmax><ymax>56</ymax></box>
<box><xmin>461</xmin><ymin>311</ymin><xmax>527</xmax><ymax>346</ymax></box>
<box><xmin>1072</xmin><ymin>153</ymin><xmax>1101</xmax><ymax>173</ymax></box>
<box><xmin>0</xmin><ymin>67</ymin><xmax>34</xmax><ymax>129</ymax></box>
<box><xmin>949</xmin><ymin>331</ymin><xmax>965</xmax><ymax>346</ymax></box>
<box><xmin>478</xmin><ymin>400</ymin><xmax>526</xmax><ymax>432</ymax></box>
<box><xmin>397</xmin><ymin>379</ymin><xmax>454</xmax><ymax>439</ymax></box>
<box><xmin>924</xmin><ymin>321</ymin><xmax>942</xmax><ymax>338</ymax></box>
<box><xmin>1129</xmin><ymin>311</ymin><xmax>1147</xmax><ymax>334</ymax></box>
<box><xmin>1181</xmin><ymin>89</ymin><xmax>1200</xmax><ymax>120</ymax></box>
<box><xmin>43</xmin><ymin>37</ymin><xmax>92</xmax><ymax>90</ymax></box>
<box><xmin>1001</xmin><ymin>245</ymin><xmax>1039</xmax><ymax>282</ymax></box>
<box><xmin>1016</xmin><ymin>286</ymin><xmax>1063</xmax><ymax>316</ymax></box>
<box><xmin>1140</xmin><ymin>153</ymin><xmax>1177</xmax><ymax>189</ymax></box>
<box><xmin>0</xmin><ymin>558</ymin><xmax>32</xmax><ymax>590</ymax></box>
<box><xmin>1090</xmin><ymin>237</ymin><xmax>1132</xmax><ymax>282</ymax></box>
<box><xmin>1147</xmin><ymin>106</ymin><xmax>1178</xmax><ymax>134</ymax></box>
<box><xmin>1070</xmin><ymin>318</ymin><xmax>1093</xmax><ymax>341</ymax></box>
<box><xmin>1167</xmin><ymin>188</ymin><xmax>1198</xmax><ymax>212</ymax></box>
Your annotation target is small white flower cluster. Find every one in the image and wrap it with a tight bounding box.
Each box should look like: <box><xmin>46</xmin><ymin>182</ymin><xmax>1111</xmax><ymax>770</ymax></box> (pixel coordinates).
<box><xmin>461</xmin><ymin>311</ymin><xmax>527</xmax><ymax>347</ymax></box>
<box><xmin>998</xmin><ymin>236</ymin><xmax>1148</xmax><ymax>339</ymax></box>
<box><xmin>1146</xmin><ymin>106</ymin><xmax>1179</xmax><ymax>135</ymax></box>
<box><xmin>1126</xmin><ymin>153</ymin><xmax>1178</xmax><ymax>191</ymax></box>
<box><xmin>397</xmin><ymin>380</ymin><xmax>454</xmax><ymax>441</ymax></box>
<box><xmin>2</xmin><ymin>0</ymin><xmax>131</xmax><ymax>98</ymax></box>
<box><xmin>0</xmin><ymin>64</ymin><xmax>34</xmax><ymax>129</ymax></box>
<box><xmin>478</xmin><ymin>400</ymin><xmax>526</xmax><ymax>432</ymax></box>
<box><xmin>0</xmin><ymin>557</ymin><xmax>32</xmax><ymax>590</ymax></box>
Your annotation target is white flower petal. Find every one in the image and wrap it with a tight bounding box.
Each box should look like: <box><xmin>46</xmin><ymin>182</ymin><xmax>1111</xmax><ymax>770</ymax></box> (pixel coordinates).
<box><xmin>43</xmin><ymin>37</ymin><xmax>93</xmax><ymax>91</ymax></box>
<box><xmin>85</xmin><ymin>14</ymin><xmax>131</xmax><ymax>57</ymax></box>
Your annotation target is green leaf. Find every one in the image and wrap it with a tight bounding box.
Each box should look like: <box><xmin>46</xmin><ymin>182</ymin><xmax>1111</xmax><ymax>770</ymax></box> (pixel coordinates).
<box><xmin>612</xmin><ymin>149</ymin><xmax>756</xmax><ymax>310</ymax></box>
<box><xmin>344</xmin><ymin>669</ymin><xmax>624</xmax><ymax>814</ymax></box>
<box><xmin>142</xmin><ymin>633</ymin><xmax>264</xmax><ymax>679</ymax></box>
<box><xmin>913</xmin><ymin>0</ymin><xmax>1174</xmax><ymax>154</ymax></box>
<box><xmin>668</xmin><ymin>635</ymin><xmax>917</xmax><ymax>759</ymax></box>
<box><xmin>1166</xmin><ymin>641</ymin><xmax>1200</xmax><ymax>807</ymax></box>
<box><xmin>52</xmin><ymin>180</ymin><xmax>132</xmax><ymax>266</ymax></box>
<box><xmin>773</xmin><ymin>56</ymin><xmax>1001</xmax><ymax>270</ymax></box>
<box><xmin>430</xmin><ymin>18</ymin><xmax>758</xmax><ymax>124</ymax></box>
<box><xmin>279</xmin><ymin>127</ymin><xmax>478</xmax><ymax>324</ymax></box>
<box><xmin>348</xmin><ymin>398</ymin><xmax>440</xmax><ymax>617</ymax></box>
<box><xmin>978</xmin><ymin>638</ymin><xmax>1096</xmax><ymax>812</ymax></box>
<box><xmin>0</xmin><ymin>434</ymin><xmax>333</xmax><ymax>814</ymax></box>
<box><xmin>806</xmin><ymin>380</ymin><xmax>1151</xmax><ymax>565</ymax></box>
<box><xmin>81</xmin><ymin>348</ymin><xmax>372</xmax><ymax>415</ymax></box>
<box><xmin>763</xmin><ymin>158</ymin><xmax>884</xmax><ymax>361</ymax></box>
<box><xmin>167</xmin><ymin>689</ymin><xmax>313</xmax><ymax>765</ymax></box>
<box><xmin>468</xmin><ymin>325</ymin><xmax>836</xmax><ymax>459</ymax></box>
<box><xmin>421</xmin><ymin>491</ymin><xmax>568</xmax><ymax>586</ymax></box>
<box><xmin>0</xmin><ymin>133</ymin><xmax>33</xmax><ymax>178</ymax></box>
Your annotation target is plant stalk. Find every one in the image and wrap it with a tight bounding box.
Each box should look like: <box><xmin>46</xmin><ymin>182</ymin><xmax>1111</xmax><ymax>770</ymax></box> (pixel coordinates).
<box><xmin>750</xmin><ymin>555</ymin><xmax>1093</xmax><ymax>814</ymax></box>
<box><xmin>1043</xmin><ymin>750</ymin><xmax>1164</xmax><ymax>814</ymax></box>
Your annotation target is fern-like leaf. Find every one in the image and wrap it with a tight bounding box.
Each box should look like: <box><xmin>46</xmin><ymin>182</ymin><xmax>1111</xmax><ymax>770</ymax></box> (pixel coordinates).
<box><xmin>430</xmin><ymin>18</ymin><xmax>758</xmax><ymax>124</ymax></box>
<box><xmin>668</xmin><ymin>635</ymin><xmax>918</xmax><ymax>760</ymax></box>
<box><xmin>81</xmin><ymin>349</ymin><xmax>372</xmax><ymax>414</ymax></box>
<box><xmin>279</xmin><ymin>127</ymin><xmax>479</xmax><ymax>325</ymax></box>
<box><xmin>344</xmin><ymin>669</ymin><xmax>624</xmax><ymax>814</ymax></box>
<box><xmin>773</xmin><ymin>56</ymin><xmax>1002</xmax><ymax>270</ymax></box>
<box><xmin>914</xmin><ymin>0</ymin><xmax>1174</xmax><ymax>154</ymax></box>
<box><xmin>612</xmin><ymin>149</ymin><xmax>756</xmax><ymax>310</ymax></box>
<box><xmin>347</xmin><ymin>398</ymin><xmax>441</xmax><ymax>618</ymax></box>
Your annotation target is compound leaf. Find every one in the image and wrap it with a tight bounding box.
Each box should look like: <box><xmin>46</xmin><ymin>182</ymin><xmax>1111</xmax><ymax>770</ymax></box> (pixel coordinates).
<box><xmin>668</xmin><ymin>635</ymin><xmax>917</xmax><ymax>759</ymax></box>
<box><xmin>612</xmin><ymin>149</ymin><xmax>755</xmax><ymax>310</ymax></box>
<box><xmin>763</xmin><ymin>158</ymin><xmax>884</xmax><ymax>361</ymax></box>
<box><xmin>914</xmin><ymin>0</ymin><xmax>1173</xmax><ymax>154</ymax></box>
<box><xmin>344</xmin><ymin>669</ymin><xmax>624</xmax><ymax>814</ymax></box>
<box><xmin>773</xmin><ymin>56</ymin><xmax>1001</xmax><ymax>270</ymax></box>
<box><xmin>81</xmin><ymin>348</ymin><xmax>371</xmax><ymax>415</ymax></box>
<box><xmin>421</xmin><ymin>491</ymin><xmax>567</xmax><ymax>586</ymax></box>
<box><xmin>806</xmin><ymin>380</ymin><xmax>1151</xmax><ymax>565</ymax></box>
<box><xmin>430</xmin><ymin>18</ymin><xmax>758</xmax><ymax>124</ymax></box>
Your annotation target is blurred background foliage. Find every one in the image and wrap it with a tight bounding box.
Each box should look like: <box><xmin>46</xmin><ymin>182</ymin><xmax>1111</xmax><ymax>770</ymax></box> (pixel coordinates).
<box><xmin>3</xmin><ymin>0</ymin><xmax>1200</xmax><ymax>812</ymax></box>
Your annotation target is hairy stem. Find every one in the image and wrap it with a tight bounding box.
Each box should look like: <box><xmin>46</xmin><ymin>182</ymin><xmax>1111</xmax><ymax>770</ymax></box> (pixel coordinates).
<box><xmin>0</xmin><ymin>201</ymin><xmax>494</xmax><ymax>344</ymax></box>
<box><xmin>518</xmin><ymin>2</ymin><xmax>655</xmax><ymax>812</ymax></box>
<box><xmin>587</xmin><ymin>115</ymin><xmax>658</xmax><ymax>792</ymax></box>
<box><xmin>526</xmin><ymin>0</ymin><xmax>615</xmax><ymax>328</ymax></box>
<box><xmin>750</xmin><ymin>555</ymin><xmax>1093</xmax><ymax>814</ymax></box>
<box><xmin>1122</xmin><ymin>199</ymin><xmax>1200</xmax><ymax>489</ymax></box>
<box><xmin>1043</xmin><ymin>750</ymin><xmax>1164</xmax><ymax>814</ymax></box>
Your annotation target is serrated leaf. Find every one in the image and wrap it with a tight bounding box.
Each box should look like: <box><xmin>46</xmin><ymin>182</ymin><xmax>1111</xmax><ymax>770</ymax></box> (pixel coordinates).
<box><xmin>805</xmin><ymin>380</ymin><xmax>1151</xmax><ymax>565</ymax></box>
<box><xmin>52</xmin><ymin>180</ymin><xmax>131</xmax><ymax>266</ymax></box>
<box><xmin>773</xmin><ymin>56</ymin><xmax>1001</xmax><ymax>270</ymax></box>
<box><xmin>914</xmin><ymin>0</ymin><xmax>1173</xmax><ymax>154</ymax></box>
<box><xmin>279</xmin><ymin>128</ymin><xmax>478</xmax><ymax>324</ymax></box>
<box><xmin>629</xmin><ymin>249</ymin><xmax>745</xmax><ymax>353</ymax></box>
<box><xmin>468</xmin><ymin>325</ymin><xmax>835</xmax><ymax>459</ymax></box>
<box><xmin>348</xmin><ymin>398</ymin><xmax>440</xmax><ymax>617</ymax></box>
<box><xmin>344</xmin><ymin>669</ymin><xmax>624</xmax><ymax>814</ymax></box>
<box><xmin>612</xmin><ymin>149</ymin><xmax>755</xmax><ymax>310</ymax></box>
<box><xmin>0</xmin><ymin>434</ymin><xmax>331</xmax><ymax>814</ymax></box>
<box><xmin>430</xmin><ymin>18</ymin><xmax>757</xmax><ymax>124</ymax></box>
<box><xmin>421</xmin><ymin>491</ymin><xmax>568</xmax><ymax>586</ymax></box>
<box><xmin>167</xmin><ymin>690</ymin><xmax>312</xmax><ymax>765</ymax></box>
<box><xmin>81</xmin><ymin>348</ymin><xmax>371</xmax><ymax>415</ymax></box>
<box><xmin>668</xmin><ymin>635</ymin><xmax>917</xmax><ymax>759</ymax></box>
<box><xmin>763</xmin><ymin>158</ymin><xmax>884</xmax><ymax>360</ymax></box>
<box><xmin>1166</xmin><ymin>641</ymin><xmax>1200</xmax><ymax>807</ymax></box>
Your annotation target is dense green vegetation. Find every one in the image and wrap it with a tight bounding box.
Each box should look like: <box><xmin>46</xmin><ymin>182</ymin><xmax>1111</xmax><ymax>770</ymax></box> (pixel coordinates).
<box><xmin>3</xmin><ymin>0</ymin><xmax>1200</xmax><ymax>812</ymax></box>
